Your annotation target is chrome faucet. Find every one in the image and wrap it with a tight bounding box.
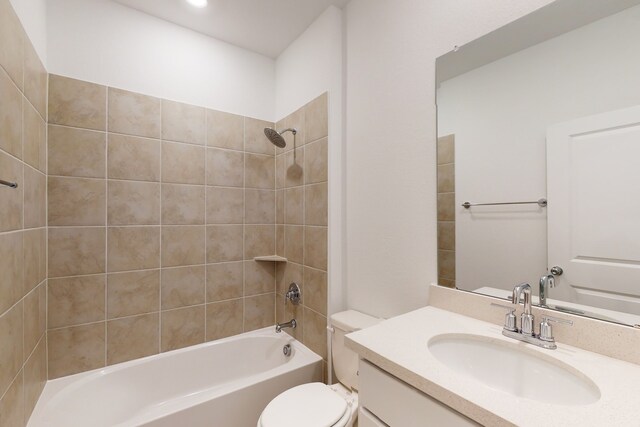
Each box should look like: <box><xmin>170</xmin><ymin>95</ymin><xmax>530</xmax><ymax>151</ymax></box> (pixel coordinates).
<box><xmin>275</xmin><ymin>319</ymin><xmax>297</xmax><ymax>333</ymax></box>
<box><xmin>539</xmin><ymin>274</ymin><xmax>555</xmax><ymax>307</ymax></box>
<box><xmin>512</xmin><ymin>283</ymin><xmax>534</xmax><ymax>335</ymax></box>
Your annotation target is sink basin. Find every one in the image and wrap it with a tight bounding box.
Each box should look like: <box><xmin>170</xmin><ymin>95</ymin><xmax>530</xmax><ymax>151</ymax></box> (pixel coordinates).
<box><xmin>428</xmin><ymin>334</ymin><xmax>601</xmax><ymax>406</ymax></box>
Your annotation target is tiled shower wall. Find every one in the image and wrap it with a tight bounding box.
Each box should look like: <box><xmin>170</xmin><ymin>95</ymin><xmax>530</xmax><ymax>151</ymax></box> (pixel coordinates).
<box><xmin>46</xmin><ymin>74</ymin><xmax>281</xmax><ymax>379</ymax></box>
<box><xmin>437</xmin><ymin>134</ymin><xmax>455</xmax><ymax>287</ymax></box>
<box><xmin>273</xmin><ymin>94</ymin><xmax>329</xmax><ymax>379</ymax></box>
<box><xmin>0</xmin><ymin>0</ymin><xmax>48</xmax><ymax>424</ymax></box>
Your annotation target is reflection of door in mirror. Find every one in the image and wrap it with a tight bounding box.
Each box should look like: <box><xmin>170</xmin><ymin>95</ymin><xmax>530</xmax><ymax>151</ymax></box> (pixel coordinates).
<box><xmin>437</xmin><ymin>135</ymin><xmax>455</xmax><ymax>288</ymax></box>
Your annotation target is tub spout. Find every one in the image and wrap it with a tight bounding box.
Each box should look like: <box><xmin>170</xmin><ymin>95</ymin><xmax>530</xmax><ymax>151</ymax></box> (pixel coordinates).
<box><xmin>275</xmin><ymin>319</ymin><xmax>297</xmax><ymax>333</ymax></box>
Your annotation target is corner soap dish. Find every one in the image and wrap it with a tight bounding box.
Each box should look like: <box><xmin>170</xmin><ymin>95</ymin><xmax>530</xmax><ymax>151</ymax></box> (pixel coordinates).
<box><xmin>253</xmin><ymin>256</ymin><xmax>288</xmax><ymax>262</ymax></box>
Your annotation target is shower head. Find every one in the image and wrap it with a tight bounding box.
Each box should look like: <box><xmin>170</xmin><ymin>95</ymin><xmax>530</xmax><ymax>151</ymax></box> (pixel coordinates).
<box><xmin>264</xmin><ymin>128</ymin><xmax>297</xmax><ymax>148</ymax></box>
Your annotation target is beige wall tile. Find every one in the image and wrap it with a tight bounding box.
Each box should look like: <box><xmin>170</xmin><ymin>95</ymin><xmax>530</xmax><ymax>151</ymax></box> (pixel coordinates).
<box><xmin>0</xmin><ymin>232</ymin><xmax>23</xmax><ymax>314</ymax></box>
<box><xmin>49</xmin><ymin>75</ymin><xmax>106</xmax><ymax>131</ymax></box>
<box><xmin>302</xmin><ymin>307</ymin><xmax>327</xmax><ymax>359</ymax></box>
<box><xmin>244</xmin><ymin>293</ymin><xmax>275</xmax><ymax>332</ymax></box>
<box><xmin>438</xmin><ymin>221</ymin><xmax>455</xmax><ymax>250</ymax></box>
<box><xmin>245</xmin><ymin>260</ymin><xmax>275</xmax><ymax>296</ymax></box>
<box><xmin>161</xmin><ymin>306</ymin><xmax>205</xmax><ymax>352</ymax></box>
<box><xmin>107</xmin><ymin>134</ymin><xmax>160</xmax><ymax>182</ymax></box>
<box><xmin>162</xmin><ymin>100</ymin><xmax>205</xmax><ymax>145</ymax></box>
<box><xmin>206</xmin><ymin>225</ymin><xmax>243</xmax><ymax>263</ymax></box>
<box><xmin>162</xmin><ymin>225</ymin><xmax>205</xmax><ymax>267</ymax></box>
<box><xmin>23</xmin><ymin>336</ymin><xmax>46</xmax><ymax>421</ymax></box>
<box><xmin>304</xmin><ymin>138</ymin><xmax>327</xmax><ymax>184</ymax></box>
<box><xmin>438</xmin><ymin>278</ymin><xmax>456</xmax><ymax>288</ymax></box>
<box><xmin>23</xmin><ymin>38</ymin><xmax>47</xmax><ymax>119</ymax></box>
<box><xmin>284</xmin><ymin>187</ymin><xmax>303</xmax><ymax>225</ymax></box>
<box><xmin>48</xmin><ymin>177</ymin><xmax>106</xmax><ymax>226</ymax></box>
<box><xmin>245</xmin><ymin>117</ymin><xmax>275</xmax><ymax>155</ymax></box>
<box><xmin>206</xmin><ymin>148</ymin><xmax>244</xmax><ymax>187</ymax></box>
<box><xmin>276</xmin><ymin>262</ymin><xmax>303</xmax><ymax>296</ymax></box>
<box><xmin>48</xmin><ymin>125</ymin><xmax>106</xmax><ymax>178</ymax></box>
<box><xmin>23</xmin><ymin>282</ymin><xmax>46</xmax><ymax>357</ymax></box>
<box><xmin>437</xmin><ymin>193</ymin><xmax>455</xmax><ymax>221</ymax></box>
<box><xmin>275</xmin><ymin>154</ymin><xmax>285</xmax><ymax>189</ymax></box>
<box><xmin>437</xmin><ymin>163</ymin><xmax>454</xmax><ymax>193</ymax></box>
<box><xmin>107</xmin><ymin>270</ymin><xmax>160</xmax><ymax>319</ymax></box>
<box><xmin>245</xmin><ymin>189</ymin><xmax>275</xmax><ymax>224</ymax></box>
<box><xmin>48</xmin><ymin>322</ymin><xmax>105</xmax><ymax>379</ymax></box>
<box><xmin>162</xmin><ymin>141</ymin><xmax>205</xmax><ymax>185</ymax></box>
<box><xmin>304</xmin><ymin>226</ymin><xmax>327</xmax><ymax>270</ymax></box>
<box><xmin>0</xmin><ymin>369</ymin><xmax>23</xmax><ymax>427</ymax></box>
<box><xmin>0</xmin><ymin>0</ymin><xmax>24</xmax><ymax>90</ymax></box>
<box><xmin>162</xmin><ymin>184</ymin><xmax>205</xmax><ymax>225</ymax></box>
<box><xmin>107</xmin><ymin>313</ymin><xmax>159</xmax><ymax>365</ymax></box>
<box><xmin>275</xmin><ymin>224</ymin><xmax>284</xmax><ymax>257</ymax></box>
<box><xmin>0</xmin><ymin>301</ymin><xmax>23</xmax><ymax>397</ymax></box>
<box><xmin>161</xmin><ymin>265</ymin><xmax>205</xmax><ymax>310</ymax></box>
<box><xmin>283</xmin><ymin>107</ymin><xmax>305</xmax><ymax>151</ymax></box>
<box><xmin>304</xmin><ymin>93</ymin><xmax>328</xmax><ymax>143</ymax></box>
<box><xmin>107</xmin><ymin>226</ymin><xmax>160</xmax><ymax>272</ymax></box>
<box><xmin>23</xmin><ymin>228</ymin><xmax>45</xmax><ymax>294</ymax></box>
<box><xmin>206</xmin><ymin>187</ymin><xmax>243</xmax><ymax>224</ymax></box>
<box><xmin>437</xmin><ymin>134</ymin><xmax>455</xmax><ymax>165</ymax></box>
<box><xmin>245</xmin><ymin>153</ymin><xmax>274</xmax><ymax>189</ymax></box>
<box><xmin>276</xmin><ymin>190</ymin><xmax>284</xmax><ymax>225</ymax></box>
<box><xmin>438</xmin><ymin>249</ymin><xmax>456</xmax><ymax>280</ymax></box>
<box><xmin>108</xmin><ymin>88</ymin><xmax>160</xmax><ymax>138</ymax></box>
<box><xmin>207</xmin><ymin>109</ymin><xmax>243</xmax><ymax>150</ymax></box>
<box><xmin>284</xmin><ymin>148</ymin><xmax>304</xmax><ymax>188</ymax></box>
<box><xmin>48</xmin><ymin>227</ymin><xmax>105</xmax><ymax>278</ymax></box>
<box><xmin>206</xmin><ymin>262</ymin><xmax>243</xmax><ymax>302</ymax></box>
<box><xmin>108</xmin><ymin>180</ymin><xmax>160</xmax><ymax>225</ymax></box>
<box><xmin>23</xmin><ymin>101</ymin><xmax>46</xmax><ymax>171</ymax></box>
<box><xmin>23</xmin><ymin>165</ymin><xmax>45</xmax><ymax>229</ymax></box>
<box><xmin>0</xmin><ymin>151</ymin><xmax>23</xmax><ymax>232</ymax></box>
<box><xmin>244</xmin><ymin>225</ymin><xmax>275</xmax><ymax>259</ymax></box>
<box><xmin>48</xmin><ymin>275</ymin><xmax>105</xmax><ymax>329</ymax></box>
<box><xmin>0</xmin><ymin>68</ymin><xmax>22</xmax><ymax>158</ymax></box>
<box><xmin>305</xmin><ymin>182</ymin><xmax>328</xmax><ymax>226</ymax></box>
<box><xmin>206</xmin><ymin>299</ymin><xmax>243</xmax><ymax>341</ymax></box>
<box><xmin>284</xmin><ymin>226</ymin><xmax>303</xmax><ymax>265</ymax></box>
<box><xmin>304</xmin><ymin>267</ymin><xmax>327</xmax><ymax>316</ymax></box>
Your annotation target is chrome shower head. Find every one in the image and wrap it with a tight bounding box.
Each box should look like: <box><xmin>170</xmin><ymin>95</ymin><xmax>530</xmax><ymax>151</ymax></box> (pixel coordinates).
<box><xmin>263</xmin><ymin>128</ymin><xmax>297</xmax><ymax>148</ymax></box>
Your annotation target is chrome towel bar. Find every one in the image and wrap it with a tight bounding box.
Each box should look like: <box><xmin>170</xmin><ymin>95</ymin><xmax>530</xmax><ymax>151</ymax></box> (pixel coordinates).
<box><xmin>0</xmin><ymin>179</ymin><xmax>18</xmax><ymax>189</ymax></box>
<box><xmin>462</xmin><ymin>198</ymin><xmax>547</xmax><ymax>209</ymax></box>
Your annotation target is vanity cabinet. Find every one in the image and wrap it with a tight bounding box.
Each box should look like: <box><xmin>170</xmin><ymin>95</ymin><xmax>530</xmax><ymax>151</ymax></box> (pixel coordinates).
<box><xmin>358</xmin><ymin>359</ymin><xmax>479</xmax><ymax>427</ymax></box>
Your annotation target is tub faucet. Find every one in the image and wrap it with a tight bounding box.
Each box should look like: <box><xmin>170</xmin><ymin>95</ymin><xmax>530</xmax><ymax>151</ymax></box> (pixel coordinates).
<box><xmin>275</xmin><ymin>319</ymin><xmax>297</xmax><ymax>333</ymax></box>
<box><xmin>512</xmin><ymin>283</ymin><xmax>534</xmax><ymax>335</ymax></box>
<box><xmin>539</xmin><ymin>274</ymin><xmax>555</xmax><ymax>308</ymax></box>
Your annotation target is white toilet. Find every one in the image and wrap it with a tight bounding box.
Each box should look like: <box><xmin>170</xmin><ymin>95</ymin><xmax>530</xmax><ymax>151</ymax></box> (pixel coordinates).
<box><xmin>258</xmin><ymin>310</ymin><xmax>381</xmax><ymax>427</ymax></box>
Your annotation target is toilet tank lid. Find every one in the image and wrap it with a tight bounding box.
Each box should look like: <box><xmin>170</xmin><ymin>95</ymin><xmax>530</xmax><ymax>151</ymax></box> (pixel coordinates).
<box><xmin>330</xmin><ymin>310</ymin><xmax>382</xmax><ymax>332</ymax></box>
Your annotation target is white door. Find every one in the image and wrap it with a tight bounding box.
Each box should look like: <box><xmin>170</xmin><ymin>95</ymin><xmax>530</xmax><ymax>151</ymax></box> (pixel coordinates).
<box><xmin>547</xmin><ymin>105</ymin><xmax>640</xmax><ymax>315</ymax></box>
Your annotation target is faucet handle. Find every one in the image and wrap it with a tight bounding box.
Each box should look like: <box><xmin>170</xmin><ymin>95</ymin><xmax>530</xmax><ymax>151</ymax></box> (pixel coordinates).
<box><xmin>539</xmin><ymin>315</ymin><xmax>573</xmax><ymax>342</ymax></box>
<box><xmin>490</xmin><ymin>303</ymin><xmax>518</xmax><ymax>332</ymax></box>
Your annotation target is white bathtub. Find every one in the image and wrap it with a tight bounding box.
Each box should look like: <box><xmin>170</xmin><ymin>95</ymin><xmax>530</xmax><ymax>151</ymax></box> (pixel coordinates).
<box><xmin>28</xmin><ymin>328</ymin><xmax>322</xmax><ymax>427</ymax></box>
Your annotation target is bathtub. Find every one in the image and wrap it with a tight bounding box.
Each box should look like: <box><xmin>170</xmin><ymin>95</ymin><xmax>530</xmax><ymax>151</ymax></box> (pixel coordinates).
<box><xmin>28</xmin><ymin>327</ymin><xmax>322</xmax><ymax>427</ymax></box>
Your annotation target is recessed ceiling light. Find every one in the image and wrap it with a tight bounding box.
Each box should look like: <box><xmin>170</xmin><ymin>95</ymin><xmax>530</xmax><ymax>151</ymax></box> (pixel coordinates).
<box><xmin>186</xmin><ymin>0</ymin><xmax>207</xmax><ymax>8</ymax></box>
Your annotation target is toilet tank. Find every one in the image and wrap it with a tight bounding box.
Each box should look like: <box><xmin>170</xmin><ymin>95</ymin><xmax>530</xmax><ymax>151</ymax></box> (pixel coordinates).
<box><xmin>330</xmin><ymin>310</ymin><xmax>381</xmax><ymax>391</ymax></box>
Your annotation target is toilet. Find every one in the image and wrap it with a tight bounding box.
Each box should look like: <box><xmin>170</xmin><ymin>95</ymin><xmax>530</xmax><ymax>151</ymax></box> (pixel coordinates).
<box><xmin>258</xmin><ymin>310</ymin><xmax>381</xmax><ymax>427</ymax></box>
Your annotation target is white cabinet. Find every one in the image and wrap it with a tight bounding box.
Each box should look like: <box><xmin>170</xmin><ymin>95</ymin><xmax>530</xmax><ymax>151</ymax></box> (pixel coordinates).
<box><xmin>358</xmin><ymin>359</ymin><xmax>479</xmax><ymax>427</ymax></box>
<box><xmin>359</xmin><ymin>408</ymin><xmax>389</xmax><ymax>427</ymax></box>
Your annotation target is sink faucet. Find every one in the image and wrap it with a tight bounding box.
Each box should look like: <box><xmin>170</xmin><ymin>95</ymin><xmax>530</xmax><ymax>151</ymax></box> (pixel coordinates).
<box><xmin>512</xmin><ymin>283</ymin><xmax>534</xmax><ymax>335</ymax></box>
<box><xmin>539</xmin><ymin>274</ymin><xmax>555</xmax><ymax>308</ymax></box>
<box><xmin>275</xmin><ymin>319</ymin><xmax>297</xmax><ymax>333</ymax></box>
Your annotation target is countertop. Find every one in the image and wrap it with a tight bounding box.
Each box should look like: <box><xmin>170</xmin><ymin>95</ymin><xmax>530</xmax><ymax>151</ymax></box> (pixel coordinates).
<box><xmin>345</xmin><ymin>306</ymin><xmax>640</xmax><ymax>427</ymax></box>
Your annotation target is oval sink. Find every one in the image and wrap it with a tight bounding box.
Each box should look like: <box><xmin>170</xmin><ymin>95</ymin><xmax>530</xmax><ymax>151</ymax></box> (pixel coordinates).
<box><xmin>428</xmin><ymin>334</ymin><xmax>600</xmax><ymax>406</ymax></box>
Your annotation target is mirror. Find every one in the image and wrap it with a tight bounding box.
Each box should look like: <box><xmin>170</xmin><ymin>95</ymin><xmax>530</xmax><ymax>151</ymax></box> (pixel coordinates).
<box><xmin>435</xmin><ymin>0</ymin><xmax>640</xmax><ymax>327</ymax></box>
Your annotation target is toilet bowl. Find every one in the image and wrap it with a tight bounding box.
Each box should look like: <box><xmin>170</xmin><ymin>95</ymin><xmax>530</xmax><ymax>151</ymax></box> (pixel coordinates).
<box><xmin>258</xmin><ymin>310</ymin><xmax>381</xmax><ymax>427</ymax></box>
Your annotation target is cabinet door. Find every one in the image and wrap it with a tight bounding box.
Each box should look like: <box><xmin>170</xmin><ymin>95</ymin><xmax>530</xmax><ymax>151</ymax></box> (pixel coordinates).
<box><xmin>359</xmin><ymin>408</ymin><xmax>389</xmax><ymax>427</ymax></box>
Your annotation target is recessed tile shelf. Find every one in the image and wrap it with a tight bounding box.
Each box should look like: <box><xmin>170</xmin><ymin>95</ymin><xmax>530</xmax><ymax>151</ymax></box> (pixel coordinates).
<box><xmin>253</xmin><ymin>255</ymin><xmax>288</xmax><ymax>262</ymax></box>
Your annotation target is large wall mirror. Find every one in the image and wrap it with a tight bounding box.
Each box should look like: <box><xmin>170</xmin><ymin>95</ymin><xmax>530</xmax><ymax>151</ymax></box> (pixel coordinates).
<box><xmin>435</xmin><ymin>0</ymin><xmax>640</xmax><ymax>327</ymax></box>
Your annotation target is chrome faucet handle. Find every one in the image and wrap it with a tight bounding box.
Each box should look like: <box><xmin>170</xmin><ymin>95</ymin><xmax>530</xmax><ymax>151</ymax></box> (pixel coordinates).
<box><xmin>490</xmin><ymin>303</ymin><xmax>518</xmax><ymax>332</ymax></box>
<box><xmin>539</xmin><ymin>315</ymin><xmax>573</xmax><ymax>342</ymax></box>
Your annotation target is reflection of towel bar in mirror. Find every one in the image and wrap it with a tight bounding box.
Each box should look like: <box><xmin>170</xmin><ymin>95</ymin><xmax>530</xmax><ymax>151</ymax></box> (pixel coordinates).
<box><xmin>462</xmin><ymin>198</ymin><xmax>547</xmax><ymax>209</ymax></box>
<box><xmin>0</xmin><ymin>179</ymin><xmax>18</xmax><ymax>189</ymax></box>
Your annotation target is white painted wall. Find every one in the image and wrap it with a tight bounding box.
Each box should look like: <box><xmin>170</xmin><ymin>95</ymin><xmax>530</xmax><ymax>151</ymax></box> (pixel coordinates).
<box><xmin>343</xmin><ymin>0</ymin><xmax>555</xmax><ymax>319</ymax></box>
<box><xmin>47</xmin><ymin>0</ymin><xmax>275</xmax><ymax>120</ymax></box>
<box><xmin>438</xmin><ymin>5</ymin><xmax>640</xmax><ymax>294</ymax></box>
<box><xmin>10</xmin><ymin>0</ymin><xmax>47</xmax><ymax>64</ymax></box>
<box><xmin>275</xmin><ymin>6</ymin><xmax>345</xmax><ymax>315</ymax></box>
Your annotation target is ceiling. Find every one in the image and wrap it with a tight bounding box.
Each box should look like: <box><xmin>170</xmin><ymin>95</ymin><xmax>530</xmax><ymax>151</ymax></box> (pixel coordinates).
<box><xmin>113</xmin><ymin>0</ymin><xmax>349</xmax><ymax>58</ymax></box>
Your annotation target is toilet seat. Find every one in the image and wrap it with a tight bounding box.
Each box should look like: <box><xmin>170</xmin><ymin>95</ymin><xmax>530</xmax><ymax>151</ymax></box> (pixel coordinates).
<box><xmin>259</xmin><ymin>383</ymin><xmax>355</xmax><ymax>427</ymax></box>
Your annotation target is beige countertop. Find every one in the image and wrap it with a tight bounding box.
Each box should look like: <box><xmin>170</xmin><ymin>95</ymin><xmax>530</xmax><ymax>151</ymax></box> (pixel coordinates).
<box><xmin>346</xmin><ymin>306</ymin><xmax>640</xmax><ymax>427</ymax></box>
